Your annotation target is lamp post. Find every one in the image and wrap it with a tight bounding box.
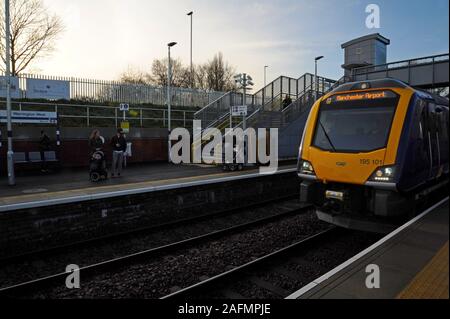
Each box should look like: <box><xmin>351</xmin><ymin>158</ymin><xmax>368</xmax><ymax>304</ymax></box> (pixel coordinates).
<box><xmin>167</xmin><ymin>41</ymin><xmax>177</xmax><ymax>163</ymax></box>
<box><xmin>264</xmin><ymin>65</ymin><xmax>269</xmax><ymax>87</ymax></box>
<box><xmin>314</xmin><ymin>56</ymin><xmax>324</xmax><ymax>101</ymax></box>
<box><xmin>233</xmin><ymin>73</ymin><xmax>254</xmax><ymax>165</ymax></box>
<box><xmin>4</xmin><ymin>0</ymin><xmax>15</xmax><ymax>185</ymax></box>
<box><xmin>187</xmin><ymin>11</ymin><xmax>193</xmax><ymax>88</ymax></box>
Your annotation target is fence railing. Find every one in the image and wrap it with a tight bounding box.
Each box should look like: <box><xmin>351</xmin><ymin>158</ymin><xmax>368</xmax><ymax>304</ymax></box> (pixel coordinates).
<box><xmin>352</xmin><ymin>53</ymin><xmax>449</xmax><ymax>76</ymax></box>
<box><xmin>0</xmin><ymin>72</ymin><xmax>225</xmax><ymax>108</ymax></box>
<box><xmin>0</xmin><ymin>101</ymin><xmax>196</xmax><ymax>128</ymax></box>
<box><xmin>194</xmin><ymin>73</ymin><xmax>336</xmax><ymax>131</ymax></box>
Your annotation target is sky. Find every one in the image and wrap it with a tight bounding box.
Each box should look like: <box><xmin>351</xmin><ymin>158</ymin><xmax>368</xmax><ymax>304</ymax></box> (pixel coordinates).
<box><xmin>34</xmin><ymin>0</ymin><xmax>450</xmax><ymax>89</ymax></box>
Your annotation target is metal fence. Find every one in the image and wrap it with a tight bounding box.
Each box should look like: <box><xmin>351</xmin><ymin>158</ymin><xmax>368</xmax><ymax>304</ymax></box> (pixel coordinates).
<box><xmin>0</xmin><ymin>72</ymin><xmax>225</xmax><ymax>108</ymax></box>
<box><xmin>1</xmin><ymin>101</ymin><xmax>196</xmax><ymax>128</ymax></box>
<box><xmin>195</xmin><ymin>73</ymin><xmax>336</xmax><ymax>130</ymax></box>
<box><xmin>351</xmin><ymin>53</ymin><xmax>449</xmax><ymax>88</ymax></box>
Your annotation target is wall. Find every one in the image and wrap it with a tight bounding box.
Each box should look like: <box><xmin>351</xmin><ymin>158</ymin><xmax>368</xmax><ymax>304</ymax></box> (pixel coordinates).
<box><xmin>0</xmin><ymin>171</ymin><xmax>300</xmax><ymax>258</ymax></box>
<box><xmin>0</xmin><ymin>126</ymin><xmax>168</xmax><ymax>174</ymax></box>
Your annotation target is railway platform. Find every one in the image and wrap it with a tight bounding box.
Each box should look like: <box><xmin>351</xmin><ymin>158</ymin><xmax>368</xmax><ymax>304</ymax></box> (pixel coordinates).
<box><xmin>288</xmin><ymin>198</ymin><xmax>449</xmax><ymax>299</ymax></box>
<box><xmin>0</xmin><ymin>163</ymin><xmax>224</xmax><ymax>212</ymax></box>
<box><xmin>0</xmin><ymin>162</ymin><xmax>296</xmax><ymax>212</ymax></box>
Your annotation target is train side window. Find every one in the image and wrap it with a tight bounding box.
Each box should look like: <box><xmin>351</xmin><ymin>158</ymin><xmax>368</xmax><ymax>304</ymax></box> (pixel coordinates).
<box><xmin>427</xmin><ymin>103</ymin><xmax>436</xmax><ymax>134</ymax></box>
<box><xmin>419</xmin><ymin>106</ymin><xmax>428</xmax><ymax>140</ymax></box>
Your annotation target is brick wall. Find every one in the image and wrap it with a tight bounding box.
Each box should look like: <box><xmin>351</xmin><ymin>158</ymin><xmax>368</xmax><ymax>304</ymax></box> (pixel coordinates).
<box><xmin>0</xmin><ymin>172</ymin><xmax>300</xmax><ymax>258</ymax></box>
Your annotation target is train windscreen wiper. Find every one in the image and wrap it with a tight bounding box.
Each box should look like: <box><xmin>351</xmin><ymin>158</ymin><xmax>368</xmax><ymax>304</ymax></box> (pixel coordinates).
<box><xmin>318</xmin><ymin>120</ymin><xmax>337</xmax><ymax>152</ymax></box>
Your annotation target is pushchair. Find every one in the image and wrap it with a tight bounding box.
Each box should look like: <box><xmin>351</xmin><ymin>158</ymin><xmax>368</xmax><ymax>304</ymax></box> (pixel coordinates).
<box><xmin>222</xmin><ymin>141</ymin><xmax>244</xmax><ymax>172</ymax></box>
<box><xmin>89</xmin><ymin>150</ymin><xmax>108</xmax><ymax>182</ymax></box>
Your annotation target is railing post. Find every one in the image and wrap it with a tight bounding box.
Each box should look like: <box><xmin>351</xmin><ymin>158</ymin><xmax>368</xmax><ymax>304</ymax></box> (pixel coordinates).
<box><xmin>140</xmin><ymin>108</ymin><xmax>143</xmax><ymax>127</ymax></box>
<box><xmin>87</xmin><ymin>106</ymin><xmax>90</xmax><ymax>127</ymax></box>
<box><xmin>432</xmin><ymin>56</ymin><xmax>435</xmax><ymax>87</ymax></box>
<box><xmin>408</xmin><ymin>60</ymin><xmax>411</xmax><ymax>84</ymax></box>
<box><xmin>163</xmin><ymin>109</ymin><xmax>166</xmax><ymax>128</ymax></box>
<box><xmin>115</xmin><ymin>107</ymin><xmax>118</xmax><ymax>128</ymax></box>
<box><xmin>183</xmin><ymin>111</ymin><xmax>186</xmax><ymax>128</ymax></box>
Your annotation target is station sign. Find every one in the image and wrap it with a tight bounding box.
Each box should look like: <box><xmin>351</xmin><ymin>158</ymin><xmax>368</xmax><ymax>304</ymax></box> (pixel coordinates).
<box><xmin>0</xmin><ymin>110</ymin><xmax>58</xmax><ymax>124</ymax></box>
<box><xmin>120</xmin><ymin>120</ymin><xmax>130</xmax><ymax>133</ymax></box>
<box><xmin>231</xmin><ymin>105</ymin><xmax>248</xmax><ymax>116</ymax></box>
<box><xmin>120</xmin><ymin>103</ymin><xmax>130</xmax><ymax>112</ymax></box>
<box><xmin>26</xmin><ymin>78</ymin><xmax>70</xmax><ymax>100</ymax></box>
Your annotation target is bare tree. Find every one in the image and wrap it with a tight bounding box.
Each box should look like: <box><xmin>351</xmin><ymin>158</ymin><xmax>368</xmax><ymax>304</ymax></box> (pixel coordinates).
<box><xmin>119</xmin><ymin>66</ymin><xmax>151</xmax><ymax>85</ymax></box>
<box><xmin>194</xmin><ymin>63</ymin><xmax>208</xmax><ymax>90</ymax></box>
<box><xmin>0</xmin><ymin>0</ymin><xmax>64</xmax><ymax>75</ymax></box>
<box><xmin>204</xmin><ymin>52</ymin><xmax>236</xmax><ymax>92</ymax></box>
<box><xmin>149</xmin><ymin>57</ymin><xmax>191</xmax><ymax>88</ymax></box>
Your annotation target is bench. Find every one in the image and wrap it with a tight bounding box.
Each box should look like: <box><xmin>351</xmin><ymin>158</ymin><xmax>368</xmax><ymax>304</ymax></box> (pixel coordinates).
<box><xmin>13</xmin><ymin>152</ymin><xmax>28</xmax><ymax>164</ymax></box>
<box><xmin>13</xmin><ymin>151</ymin><xmax>61</xmax><ymax>172</ymax></box>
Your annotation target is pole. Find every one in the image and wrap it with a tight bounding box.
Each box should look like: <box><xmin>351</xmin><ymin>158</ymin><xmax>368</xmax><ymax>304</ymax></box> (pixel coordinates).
<box><xmin>243</xmin><ymin>74</ymin><xmax>247</xmax><ymax>166</ymax></box>
<box><xmin>264</xmin><ymin>66</ymin><xmax>268</xmax><ymax>87</ymax></box>
<box><xmin>167</xmin><ymin>46</ymin><xmax>172</xmax><ymax>163</ymax></box>
<box><xmin>314</xmin><ymin>59</ymin><xmax>318</xmax><ymax>101</ymax></box>
<box><xmin>5</xmin><ymin>0</ymin><xmax>15</xmax><ymax>185</ymax></box>
<box><xmin>242</xmin><ymin>74</ymin><xmax>247</xmax><ymax>132</ymax></box>
<box><xmin>190</xmin><ymin>13</ymin><xmax>193</xmax><ymax>88</ymax></box>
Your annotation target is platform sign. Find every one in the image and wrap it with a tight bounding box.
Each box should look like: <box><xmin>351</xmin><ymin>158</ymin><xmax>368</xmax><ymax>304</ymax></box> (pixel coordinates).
<box><xmin>0</xmin><ymin>110</ymin><xmax>58</xmax><ymax>124</ymax></box>
<box><xmin>120</xmin><ymin>103</ymin><xmax>130</xmax><ymax>112</ymax></box>
<box><xmin>26</xmin><ymin>78</ymin><xmax>70</xmax><ymax>100</ymax></box>
<box><xmin>120</xmin><ymin>120</ymin><xmax>130</xmax><ymax>133</ymax></box>
<box><xmin>231</xmin><ymin>105</ymin><xmax>247</xmax><ymax>116</ymax></box>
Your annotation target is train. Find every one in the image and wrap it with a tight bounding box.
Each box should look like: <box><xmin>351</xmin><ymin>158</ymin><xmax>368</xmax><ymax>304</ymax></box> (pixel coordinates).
<box><xmin>297</xmin><ymin>78</ymin><xmax>449</xmax><ymax>233</ymax></box>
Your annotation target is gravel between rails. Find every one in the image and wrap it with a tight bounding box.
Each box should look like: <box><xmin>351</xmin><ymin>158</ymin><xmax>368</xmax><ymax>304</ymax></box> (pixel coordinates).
<box><xmin>0</xmin><ymin>199</ymin><xmax>306</xmax><ymax>290</ymax></box>
<box><xmin>190</xmin><ymin>230</ymin><xmax>380</xmax><ymax>299</ymax></box>
<box><xmin>27</xmin><ymin>207</ymin><xmax>329</xmax><ymax>298</ymax></box>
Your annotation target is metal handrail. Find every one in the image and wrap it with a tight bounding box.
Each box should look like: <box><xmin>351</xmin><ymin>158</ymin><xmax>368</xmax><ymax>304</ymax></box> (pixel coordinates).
<box><xmin>0</xmin><ymin>100</ymin><xmax>196</xmax><ymax>128</ymax></box>
<box><xmin>352</xmin><ymin>53</ymin><xmax>449</xmax><ymax>76</ymax></box>
<box><xmin>194</xmin><ymin>91</ymin><xmax>231</xmax><ymax>117</ymax></box>
<box><xmin>1</xmin><ymin>100</ymin><xmax>197</xmax><ymax>113</ymax></box>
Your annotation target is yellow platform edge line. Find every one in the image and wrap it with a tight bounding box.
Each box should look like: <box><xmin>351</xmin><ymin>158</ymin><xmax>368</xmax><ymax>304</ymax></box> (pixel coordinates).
<box><xmin>397</xmin><ymin>241</ymin><xmax>449</xmax><ymax>299</ymax></box>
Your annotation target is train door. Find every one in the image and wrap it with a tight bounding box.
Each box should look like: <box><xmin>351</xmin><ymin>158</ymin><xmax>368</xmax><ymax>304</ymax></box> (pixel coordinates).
<box><xmin>435</xmin><ymin>105</ymin><xmax>449</xmax><ymax>175</ymax></box>
<box><xmin>427</xmin><ymin>103</ymin><xmax>440</xmax><ymax>179</ymax></box>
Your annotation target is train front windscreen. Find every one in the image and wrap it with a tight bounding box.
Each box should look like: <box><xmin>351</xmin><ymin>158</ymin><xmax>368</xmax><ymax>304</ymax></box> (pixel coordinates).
<box><xmin>312</xmin><ymin>90</ymin><xmax>400</xmax><ymax>153</ymax></box>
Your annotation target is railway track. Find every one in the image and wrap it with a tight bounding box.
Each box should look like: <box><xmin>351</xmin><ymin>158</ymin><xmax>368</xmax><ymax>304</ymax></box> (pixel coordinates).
<box><xmin>0</xmin><ymin>194</ymin><xmax>299</xmax><ymax>265</ymax></box>
<box><xmin>0</xmin><ymin>200</ymin><xmax>315</xmax><ymax>298</ymax></box>
<box><xmin>161</xmin><ymin>227</ymin><xmax>340</xmax><ymax>299</ymax></box>
<box><xmin>159</xmin><ymin>193</ymin><xmax>450</xmax><ymax>300</ymax></box>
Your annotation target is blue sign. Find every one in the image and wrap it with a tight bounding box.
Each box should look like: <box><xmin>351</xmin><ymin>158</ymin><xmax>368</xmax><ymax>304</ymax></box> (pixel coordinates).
<box><xmin>0</xmin><ymin>110</ymin><xmax>58</xmax><ymax>124</ymax></box>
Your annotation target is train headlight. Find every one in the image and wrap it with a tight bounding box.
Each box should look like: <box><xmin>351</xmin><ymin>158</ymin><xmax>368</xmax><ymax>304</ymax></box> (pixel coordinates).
<box><xmin>369</xmin><ymin>166</ymin><xmax>396</xmax><ymax>182</ymax></box>
<box><xmin>298</xmin><ymin>159</ymin><xmax>316</xmax><ymax>176</ymax></box>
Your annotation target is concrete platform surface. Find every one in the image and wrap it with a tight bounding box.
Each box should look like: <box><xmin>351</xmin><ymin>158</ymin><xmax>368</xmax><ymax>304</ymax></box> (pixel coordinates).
<box><xmin>0</xmin><ymin>163</ymin><xmax>296</xmax><ymax>212</ymax></box>
<box><xmin>288</xmin><ymin>198</ymin><xmax>449</xmax><ymax>299</ymax></box>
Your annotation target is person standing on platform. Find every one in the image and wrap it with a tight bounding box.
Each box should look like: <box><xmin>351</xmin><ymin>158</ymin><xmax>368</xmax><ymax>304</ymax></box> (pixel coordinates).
<box><xmin>110</xmin><ymin>128</ymin><xmax>127</xmax><ymax>178</ymax></box>
<box><xmin>39</xmin><ymin>130</ymin><xmax>52</xmax><ymax>173</ymax></box>
<box><xmin>89</xmin><ymin>129</ymin><xmax>105</xmax><ymax>153</ymax></box>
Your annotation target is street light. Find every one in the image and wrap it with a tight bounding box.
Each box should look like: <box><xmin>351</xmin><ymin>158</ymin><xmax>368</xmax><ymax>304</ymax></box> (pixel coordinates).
<box><xmin>314</xmin><ymin>56</ymin><xmax>324</xmax><ymax>101</ymax></box>
<box><xmin>4</xmin><ymin>0</ymin><xmax>15</xmax><ymax>185</ymax></box>
<box><xmin>233</xmin><ymin>73</ymin><xmax>254</xmax><ymax>165</ymax></box>
<box><xmin>264</xmin><ymin>65</ymin><xmax>269</xmax><ymax>87</ymax></box>
<box><xmin>167</xmin><ymin>41</ymin><xmax>177</xmax><ymax>163</ymax></box>
<box><xmin>233</xmin><ymin>73</ymin><xmax>254</xmax><ymax>121</ymax></box>
<box><xmin>187</xmin><ymin>11</ymin><xmax>193</xmax><ymax>88</ymax></box>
